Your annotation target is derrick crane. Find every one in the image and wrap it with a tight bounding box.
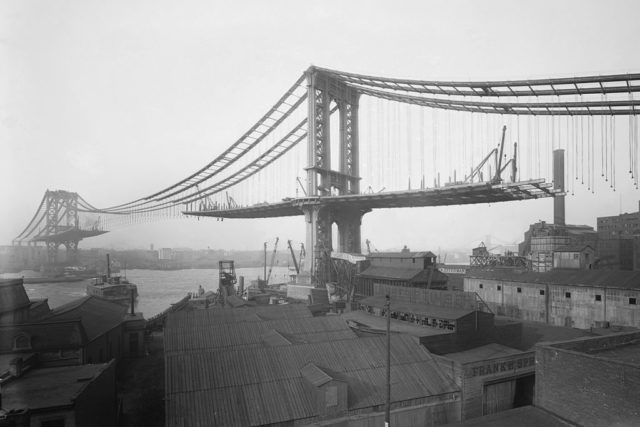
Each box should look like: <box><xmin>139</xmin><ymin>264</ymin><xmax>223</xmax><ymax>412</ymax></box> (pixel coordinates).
<box><xmin>288</xmin><ymin>240</ymin><xmax>300</xmax><ymax>274</ymax></box>
<box><xmin>266</xmin><ymin>237</ymin><xmax>279</xmax><ymax>285</ymax></box>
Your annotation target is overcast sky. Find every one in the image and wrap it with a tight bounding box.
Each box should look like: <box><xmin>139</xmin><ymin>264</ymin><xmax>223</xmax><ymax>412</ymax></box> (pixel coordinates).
<box><xmin>2</xmin><ymin>0</ymin><xmax>640</xmax><ymax>253</ymax></box>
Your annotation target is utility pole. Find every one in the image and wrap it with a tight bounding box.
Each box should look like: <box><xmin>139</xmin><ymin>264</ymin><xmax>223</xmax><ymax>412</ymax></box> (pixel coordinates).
<box><xmin>385</xmin><ymin>294</ymin><xmax>391</xmax><ymax>426</ymax></box>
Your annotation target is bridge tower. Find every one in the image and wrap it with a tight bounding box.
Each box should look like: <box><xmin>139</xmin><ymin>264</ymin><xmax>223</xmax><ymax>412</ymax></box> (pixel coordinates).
<box><xmin>44</xmin><ymin>190</ymin><xmax>80</xmax><ymax>264</ymax></box>
<box><xmin>304</xmin><ymin>67</ymin><xmax>369</xmax><ymax>281</ymax></box>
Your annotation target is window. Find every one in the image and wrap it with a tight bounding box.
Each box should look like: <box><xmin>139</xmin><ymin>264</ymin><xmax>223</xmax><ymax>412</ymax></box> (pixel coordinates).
<box><xmin>325</xmin><ymin>385</ymin><xmax>338</xmax><ymax>407</ymax></box>
<box><xmin>630</xmin><ymin>298</ymin><xmax>637</xmax><ymax>305</ymax></box>
<box><xmin>565</xmin><ymin>292</ymin><xmax>571</xmax><ymax>299</ymax></box>
<box><xmin>479</xmin><ymin>283</ymin><xmax>483</xmax><ymax>289</ymax></box>
<box><xmin>497</xmin><ymin>285</ymin><xmax>502</xmax><ymax>291</ymax></box>
<box><xmin>539</xmin><ymin>289</ymin><xmax>545</xmax><ymax>296</ymax></box>
<box><xmin>517</xmin><ymin>287</ymin><xmax>522</xmax><ymax>293</ymax></box>
<box><xmin>13</xmin><ymin>333</ymin><xmax>31</xmax><ymax>350</ymax></box>
<box><xmin>574</xmin><ymin>253</ymin><xmax>579</xmax><ymax>259</ymax></box>
<box><xmin>595</xmin><ymin>294</ymin><xmax>602</xmax><ymax>302</ymax></box>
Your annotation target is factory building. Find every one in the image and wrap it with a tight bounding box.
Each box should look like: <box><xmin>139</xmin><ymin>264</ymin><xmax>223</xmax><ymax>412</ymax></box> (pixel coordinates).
<box><xmin>164</xmin><ymin>304</ymin><xmax>463</xmax><ymax>426</ymax></box>
<box><xmin>552</xmin><ymin>244</ymin><xmax>595</xmax><ymax>269</ymax></box>
<box><xmin>455</xmin><ymin>331</ymin><xmax>640</xmax><ymax>426</ymax></box>
<box><xmin>355</xmin><ymin>250</ymin><xmax>449</xmax><ymax>296</ymax></box>
<box><xmin>434</xmin><ymin>344</ymin><xmax>536</xmax><ymax>420</ymax></box>
<box><xmin>464</xmin><ymin>269</ymin><xmax>640</xmax><ymax>329</ymax></box>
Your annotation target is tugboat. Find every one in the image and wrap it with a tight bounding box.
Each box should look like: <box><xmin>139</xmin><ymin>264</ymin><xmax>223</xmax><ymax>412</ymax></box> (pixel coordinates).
<box><xmin>86</xmin><ymin>254</ymin><xmax>138</xmax><ymax>305</ymax></box>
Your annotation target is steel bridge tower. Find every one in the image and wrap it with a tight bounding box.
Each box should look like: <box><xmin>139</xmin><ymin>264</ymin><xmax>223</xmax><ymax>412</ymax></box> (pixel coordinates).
<box><xmin>304</xmin><ymin>67</ymin><xmax>369</xmax><ymax>279</ymax></box>
<box><xmin>28</xmin><ymin>190</ymin><xmax>107</xmax><ymax>265</ymax></box>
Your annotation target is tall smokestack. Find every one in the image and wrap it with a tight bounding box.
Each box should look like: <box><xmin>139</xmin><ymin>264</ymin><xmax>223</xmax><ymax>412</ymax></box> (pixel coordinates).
<box><xmin>553</xmin><ymin>149</ymin><xmax>565</xmax><ymax>226</ymax></box>
<box><xmin>106</xmin><ymin>254</ymin><xmax>111</xmax><ymax>278</ymax></box>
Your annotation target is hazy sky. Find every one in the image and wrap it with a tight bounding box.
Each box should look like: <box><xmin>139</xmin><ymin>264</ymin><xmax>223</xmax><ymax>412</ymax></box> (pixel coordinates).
<box><xmin>2</xmin><ymin>0</ymin><xmax>640</xmax><ymax>253</ymax></box>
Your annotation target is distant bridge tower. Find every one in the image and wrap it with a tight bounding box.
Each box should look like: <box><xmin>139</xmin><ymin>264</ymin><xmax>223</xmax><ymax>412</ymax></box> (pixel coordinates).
<box><xmin>304</xmin><ymin>67</ymin><xmax>369</xmax><ymax>279</ymax></box>
<box><xmin>31</xmin><ymin>190</ymin><xmax>106</xmax><ymax>265</ymax></box>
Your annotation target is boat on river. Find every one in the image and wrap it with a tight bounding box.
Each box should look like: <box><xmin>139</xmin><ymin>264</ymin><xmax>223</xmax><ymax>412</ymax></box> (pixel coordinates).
<box><xmin>86</xmin><ymin>254</ymin><xmax>138</xmax><ymax>306</ymax></box>
<box><xmin>86</xmin><ymin>274</ymin><xmax>138</xmax><ymax>305</ymax></box>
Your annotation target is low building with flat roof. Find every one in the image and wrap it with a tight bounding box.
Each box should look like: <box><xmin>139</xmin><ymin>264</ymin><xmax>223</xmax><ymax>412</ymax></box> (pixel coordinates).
<box><xmin>465</xmin><ymin>268</ymin><xmax>640</xmax><ymax>329</ymax></box>
<box><xmin>0</xmin><ymin>360</ymin><xmax>116</xmax><ymax>427</ymax></box>
<box><xmin>535</xmin><ymin>331</ymin><xmax>640</xmax><ymax>426</ymax></box>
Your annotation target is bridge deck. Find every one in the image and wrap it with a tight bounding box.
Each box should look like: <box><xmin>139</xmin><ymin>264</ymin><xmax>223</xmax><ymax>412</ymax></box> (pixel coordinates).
<box><xmin>185</xmin><ymin>179</ymin><xmax>560</xmax><ymax>219</ymax></box>
<box><xmin>33</xmin><ymin>229</ymin><xmax>108</xmax><ymax>242</ymax></box>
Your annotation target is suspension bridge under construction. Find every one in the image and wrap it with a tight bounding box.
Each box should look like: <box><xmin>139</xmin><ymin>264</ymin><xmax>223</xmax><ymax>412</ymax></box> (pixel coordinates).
<box><xmin>12</xmin><ymin>66</ymin><xmax>640</xmax><ymax>282</ymax></box>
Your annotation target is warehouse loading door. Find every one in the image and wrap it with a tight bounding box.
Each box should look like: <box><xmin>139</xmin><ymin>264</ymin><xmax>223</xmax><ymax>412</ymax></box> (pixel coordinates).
<box><xmin>482</xmin><ymin>374</ymin><xmax>535</xmax><ymax>416</ymax></box>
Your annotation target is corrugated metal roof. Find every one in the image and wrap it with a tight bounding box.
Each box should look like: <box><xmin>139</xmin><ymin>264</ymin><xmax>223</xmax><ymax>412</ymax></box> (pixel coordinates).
<box><xmin>368</xmin><ymin>251</ymin><xmax>436</xmax><ymax>259</ymax></box>
<box><xmin>358</xmin><ymin>265</ymin><xmax>448</xmax><ymax>283</ymax></box>
<box><xmin>553</xmin><ymin>244</ymin><xmax>594</xmax><ymax>253</ymax></box>
<box><xmin>444</xmin><ymin>343</ymin><xmax>524</xmax><ymax>363</ymax></box>
<box><xmin>0</xmin><ymin>278</ymin><xmax>31</xmax><ymax>314</ymax></box>
<box><xmin>167</xmin><ymin>303</ymin><xmax>311</xmax><ymax>328</ymax></box>
<box><xmin>301</xmin><ymin>363</ymin><xmax>333</xmax><ymax>386</ymax></box>
<box><xmin>165</xmin><ymin>314</ymin><xmax>357</xmax><ymax>353</ymax></box>
<box><xmin>467</xmin><ymin>268</ymin><xmax>640</xmax><ymax>290</ymax></box>
<box><xmin>2</xmin><ymin>362</ymin><xmax>113</xmax><ymax>411</ymax></box>
<box><xmin>165</xmin><ymin>333</ymin><xmax>459</xmax><ymax>426</ymax></box>
<box><xmin>359</xmin><ymin>265</ymin><xmax>422</xmax><ymax>280</ymax></box>
<box><xmin>359</xmin><ymin>295</ymin><xmax>474</xmax><ymax>319</ymax></box>
<box><xmin>44</xmin><ymin>296</ymin><xmax>127</xmax><ymax>341</ymax></box>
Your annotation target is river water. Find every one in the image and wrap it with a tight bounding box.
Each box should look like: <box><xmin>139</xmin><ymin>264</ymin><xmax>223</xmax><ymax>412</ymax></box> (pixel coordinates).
<box><xmin>5</xmin><ymin>266</ymin><xmax>292</xmax><ymax>318</ymax></box>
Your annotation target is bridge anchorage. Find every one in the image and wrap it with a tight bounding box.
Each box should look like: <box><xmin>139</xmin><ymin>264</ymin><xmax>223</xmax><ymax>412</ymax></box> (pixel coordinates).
<box><xmin>14</xmin><ymin>66</ymin><xmax>640</xmax><ymax>281</ymax></box>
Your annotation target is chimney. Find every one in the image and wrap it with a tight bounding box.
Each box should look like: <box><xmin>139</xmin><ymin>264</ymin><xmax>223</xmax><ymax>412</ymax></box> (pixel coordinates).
<box><xmin>106</xmin><ymin>254</ymin><xmax>111</xmax><ymax>278</ymax></box>
<box><xmin>130</xmin><ymin>289</ymin><xmax>135</xmax><ymax>316</ymax></box>
<box><xmin>553</xmin><ymin>149</ymin><xmax>565</xmax><ymax>226</ymax></box>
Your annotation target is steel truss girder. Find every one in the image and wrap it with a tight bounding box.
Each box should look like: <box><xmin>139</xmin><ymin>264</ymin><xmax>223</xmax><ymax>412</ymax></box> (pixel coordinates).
<box><xmin>315</xmin><ymin>66</ymin><xmax>640</xmax><ymax>98</ymax></box>
<box><xmin>353</xmin><ymin>85</ymin><xmax>640</xmax><ymax>116</ymax></box>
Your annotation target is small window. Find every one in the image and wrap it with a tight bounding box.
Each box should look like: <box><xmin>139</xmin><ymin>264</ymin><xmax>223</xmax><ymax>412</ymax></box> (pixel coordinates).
<box><xmin>517</xmin><ymin>287</ymin><xmax>522</xmax><ymax>293</ymax></box>
<box><xmin>13</xmin><ymin>334</ymin><xmax>31</xmax><ymax>350</ymax></box>
<box><xmin>630</xmin><ymin>298</ymin><xmax>637</xmax><ymax>305</ymax></box>
<box><xmin>539</xmin><ymin>289</ymin><xmax>545</xmax><ymax>296</ymax></box>
<box><xmin>325</xmin><ymin>385</ymin><xmax>338</xmax><ymax>407</ymax></box>
<box><xmin>479</xmin><ymin>283</ymin><xmax>483</xmax><ymax>289</ymax></box>
<box><xmin>595</xmin><ymin>294</ymin><xmax>602</xmax><ymax>302</ymax></box>
<box><xmin>574</xmin><ymin>253</ymin><xmax>579</xmax><ymax>259</ymax></box>
<box><xmin>565</xmin><ymin>292</ymin><xmax>571</xmax><ymax>299</ymax></box>
<box><xmin>497</xmin><ymin>285</ymin><xmax>502</xmax><ymax>291</ymax></box>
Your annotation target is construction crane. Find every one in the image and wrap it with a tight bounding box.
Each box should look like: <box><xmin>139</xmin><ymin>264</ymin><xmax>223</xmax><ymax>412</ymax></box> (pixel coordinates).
<box><xmin>288</xmin><ymin>240</ymin><xmax>300</xmax><ymax>274</ymax></box>
<box><xmin>266</xmin><ymin>237</ymin><xmax>279</xmax><ymax>285</ymax></box>
<box><xmin>365</xmin><ymin>239</ymin><xmax>378</xmax><ymax>254</ymax></box>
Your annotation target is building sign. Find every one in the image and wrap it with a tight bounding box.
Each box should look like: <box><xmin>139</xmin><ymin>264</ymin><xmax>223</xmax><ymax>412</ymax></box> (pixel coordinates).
<box><xmin>358</xmin><ymin>304</ymin><xmax>456</xmax><ymax>331</ymax></box>
<box><xmin>468</xmin><ymin>355</ymin><xmax>535</xmax><ymax>377</ymax></box>
<box><xmin>439</xmin><ymin>266</ymin><xmax>468</xmax><ymax>275</ymax></box>
<box><xmin>331</xmin><ymin>251</ymin><xmax>367</xmax><ymax>264</ymax></box>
